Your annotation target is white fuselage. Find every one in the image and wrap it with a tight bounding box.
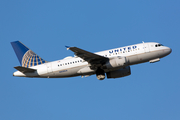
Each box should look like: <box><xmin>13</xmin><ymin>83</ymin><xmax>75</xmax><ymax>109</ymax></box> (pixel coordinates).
<box><xmin>13</xmin><ymin>42</ymin><xmax>171</xmax><ymax>78</ymax></box>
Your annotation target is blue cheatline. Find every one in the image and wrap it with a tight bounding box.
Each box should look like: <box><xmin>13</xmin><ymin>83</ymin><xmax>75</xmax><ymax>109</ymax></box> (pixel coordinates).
<box><xmin>11</xmin><ymin>41</ymin><xmax>47</xmax><ymax>68</ymax></box>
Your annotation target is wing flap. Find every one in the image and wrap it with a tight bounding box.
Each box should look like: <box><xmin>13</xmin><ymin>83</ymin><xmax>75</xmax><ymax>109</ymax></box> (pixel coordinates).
<box><xmin>14</xmin><ymin>66</ymin><xmax>36</xmax><ymax>73</ymax></box>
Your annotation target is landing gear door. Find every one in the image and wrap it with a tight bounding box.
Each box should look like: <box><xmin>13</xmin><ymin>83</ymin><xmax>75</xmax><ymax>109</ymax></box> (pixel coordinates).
<box><xmin>46</xmin><ymin>63</ymin><xmax>53</xmax><ymax>73</ymax></box>
<box><xmin>143</xmin><ymin>43</ymin><xmax>150</xmax><ymax>53</ymax></box>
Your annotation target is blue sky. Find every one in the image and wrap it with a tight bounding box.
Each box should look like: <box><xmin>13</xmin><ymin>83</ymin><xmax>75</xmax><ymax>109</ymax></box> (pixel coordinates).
<box><xmin>1</xmin><ymin>0</ymin><xmax>180</xmax><ymax>120</ymax></box>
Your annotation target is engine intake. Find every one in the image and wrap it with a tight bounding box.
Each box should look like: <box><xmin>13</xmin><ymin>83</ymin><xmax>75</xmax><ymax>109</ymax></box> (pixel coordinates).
<box><xmin>106</xmin><ymin>66</ymin><xmax>131</xmax><ymax>79</ymax></box>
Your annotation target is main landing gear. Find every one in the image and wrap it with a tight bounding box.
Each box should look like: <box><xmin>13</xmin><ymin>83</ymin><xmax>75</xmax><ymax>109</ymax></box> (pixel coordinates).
<box><xmin>96</xmin><ymin>68</ymin><xmax>105</xmax><ymax>80</ymax></box>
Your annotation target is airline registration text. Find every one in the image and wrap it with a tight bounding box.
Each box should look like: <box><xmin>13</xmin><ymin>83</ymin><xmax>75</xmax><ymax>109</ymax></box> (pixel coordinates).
<box><xmin>59</xmin><ymin>70</ymin><xmax>67</xmax><ymax>73</ymax></box>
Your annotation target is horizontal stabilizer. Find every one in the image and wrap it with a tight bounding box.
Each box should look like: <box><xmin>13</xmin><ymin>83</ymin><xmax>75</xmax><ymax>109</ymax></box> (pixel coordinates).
<box><xmin>14</xmin><ymin>66</ymin><xmax>36</xmax><ymax>73</ymax></box>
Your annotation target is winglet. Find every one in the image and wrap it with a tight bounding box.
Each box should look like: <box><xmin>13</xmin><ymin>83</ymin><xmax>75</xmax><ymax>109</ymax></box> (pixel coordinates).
<box><xmin>65</xmin><ymin>46</ymin><xmax>70</xmax><ymax>50</ymax></box>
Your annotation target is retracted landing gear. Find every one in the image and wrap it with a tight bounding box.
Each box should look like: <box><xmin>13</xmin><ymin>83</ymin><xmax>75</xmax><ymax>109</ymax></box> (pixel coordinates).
<box><xmin>96</xmin><ymin>68</ymin><xmax>105</xmax><ymax>80</ymax></box>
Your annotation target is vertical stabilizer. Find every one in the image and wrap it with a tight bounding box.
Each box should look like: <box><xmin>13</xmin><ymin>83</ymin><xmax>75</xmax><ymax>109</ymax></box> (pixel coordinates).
<box><xmin>11</xmin><ymin>41</ymin><xmax>47</xmax><ymax>68</ymax></box>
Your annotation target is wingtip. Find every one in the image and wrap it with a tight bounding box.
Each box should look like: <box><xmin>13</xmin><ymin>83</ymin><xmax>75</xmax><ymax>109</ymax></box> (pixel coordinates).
<box><xmin>65</xmin><ymin>46</ymin><xmax>70</xmax><ymax>50</ymax></box>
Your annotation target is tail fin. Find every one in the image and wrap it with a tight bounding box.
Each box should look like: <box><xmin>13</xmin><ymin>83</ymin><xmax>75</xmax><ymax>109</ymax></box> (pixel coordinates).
<box><xmin>11</xmin><ymin>41</ymin><xmax>47</xmax><ymax>68</ymax></box>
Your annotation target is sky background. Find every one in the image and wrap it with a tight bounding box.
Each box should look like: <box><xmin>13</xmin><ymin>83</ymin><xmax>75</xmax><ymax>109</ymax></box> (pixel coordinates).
<box><xmin>0</xmin><ymin>0</ymin><xmax>180</xmax><ymax>120</ymax></box>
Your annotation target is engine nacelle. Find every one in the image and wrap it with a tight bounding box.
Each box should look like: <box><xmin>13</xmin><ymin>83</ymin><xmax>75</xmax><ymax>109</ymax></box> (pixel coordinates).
<box><xmin>103</xmin><ymin>56</ymin><xmax>128</xmax><ymax>69</ymax></box>
<box><xmin>106</xmin><ymin>66</ymin><xmax>131</xmax><ymax>79</ymax></box>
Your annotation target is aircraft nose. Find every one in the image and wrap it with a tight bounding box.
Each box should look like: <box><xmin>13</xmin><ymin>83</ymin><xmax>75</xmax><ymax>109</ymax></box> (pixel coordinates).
<box><xmin>168</xmin><ymin>47</ymin><xmax>172</xmax><ymax>54</ymax></box>
<box><xmin>165</xmin><ymin>47</ymin><xmax>172</xmax><ymax>55</ymax></box>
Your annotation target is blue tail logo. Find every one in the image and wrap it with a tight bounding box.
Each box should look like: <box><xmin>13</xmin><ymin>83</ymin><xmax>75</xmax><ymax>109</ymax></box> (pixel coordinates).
<box><xmin>11</xmin><ymin>41</ymin><xmax>47</xmax><ymax>68</ymax></box>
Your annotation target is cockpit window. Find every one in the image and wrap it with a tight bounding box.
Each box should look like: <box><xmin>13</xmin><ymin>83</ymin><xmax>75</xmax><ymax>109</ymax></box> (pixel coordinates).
<box><xmin>155</xmin><ymin>44</ymin><xmax>164</xmax><ymax>47</ymax></box>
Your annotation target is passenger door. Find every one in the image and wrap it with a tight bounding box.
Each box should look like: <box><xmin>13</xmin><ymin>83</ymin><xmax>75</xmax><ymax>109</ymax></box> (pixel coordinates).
<box><xmin>143</xmin><ymin>43</ymin><xmax>150</xmax><ymax>53</ymax></box>
<box><xmin>46</xmin><ymin>63</ymin><xmax>53</xmax><ymax>73</ymax></box>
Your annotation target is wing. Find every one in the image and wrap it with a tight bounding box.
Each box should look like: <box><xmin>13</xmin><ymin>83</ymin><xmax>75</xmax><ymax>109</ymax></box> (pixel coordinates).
<box><xmin>66</xmin><ymin>46</ymin><xmax>109</xmax><ymax>68</ymax></box>
<box><xmin>14</xmin><ymin>66</ymin><xmax>36</xmax><ymax>73</ymax></box>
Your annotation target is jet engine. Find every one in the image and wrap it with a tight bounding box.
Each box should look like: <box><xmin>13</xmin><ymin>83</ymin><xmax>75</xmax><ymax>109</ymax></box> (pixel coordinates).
<box><xmin>106</xmin><ymin>66</ymin><xmax>131</xmax><ymax>79</ymax></box>
<box><xmin>102</xmin><ymin>56</ymin><xmax>128</xmax><ymax>69</ymax></box>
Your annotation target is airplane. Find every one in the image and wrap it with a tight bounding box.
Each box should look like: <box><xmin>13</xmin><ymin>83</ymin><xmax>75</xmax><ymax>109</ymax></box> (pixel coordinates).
<box><xmin>11</xmin><ymin>41</ymin><xmax>172</xmax><ymax>80</ymax></box>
